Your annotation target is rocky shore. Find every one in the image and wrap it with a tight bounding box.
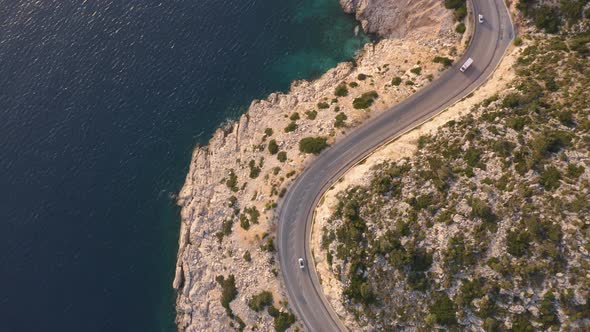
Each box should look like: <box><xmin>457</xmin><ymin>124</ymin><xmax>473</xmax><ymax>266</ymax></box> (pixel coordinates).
<box><xmin>173</xmin><ymin>1</ymin><xmax>460</xmax><ymax>331</ymax></box>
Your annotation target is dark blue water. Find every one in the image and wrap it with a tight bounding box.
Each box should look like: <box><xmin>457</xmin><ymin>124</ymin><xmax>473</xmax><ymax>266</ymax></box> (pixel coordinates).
<box><xmin>0</xmin><ymin>0</ymin><xmax>367</xmax><ymax>331</ymax></box>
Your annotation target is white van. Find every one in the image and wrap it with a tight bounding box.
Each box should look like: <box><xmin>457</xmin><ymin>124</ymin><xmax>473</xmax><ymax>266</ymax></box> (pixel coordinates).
<box><xmin>460</xmin><ymin>58</ymin><xmax>474</xmax><ymax>72</ymax></box>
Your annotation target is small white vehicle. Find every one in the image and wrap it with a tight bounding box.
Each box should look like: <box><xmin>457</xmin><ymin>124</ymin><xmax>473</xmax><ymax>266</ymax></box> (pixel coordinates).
<box><xmin>478</xmin><ymin>14</ymin><xmax>484</xmax><ymax>24</ymax></box>
<box><xmin>460</xmin><ymin>57</ymin><xmax>474</xmax><ymax>72</ymax></box>
<box><xmin>298</xmin><ymin>258</ymin><xmax>305</xmax><ymax>269</ymax></box>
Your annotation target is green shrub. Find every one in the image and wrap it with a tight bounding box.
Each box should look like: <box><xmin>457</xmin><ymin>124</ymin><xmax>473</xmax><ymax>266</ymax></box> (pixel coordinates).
<box><xmin>334</xmin><ymin>113</ymin><xmax>348</xmax><ymax>128</ymax></box>
<box><xmin>335</xmin><ymin>83</ymin><xmax>349</xmax><ymax>97</ymax></box>
<box><xmin>391</xmin><ymin>76</ymin><xmax>402</xmax><ymax>86</ymax></box>
<box><xmin>317</xmin><ymin>101</ymin><xmax>330</xmax><ymax>109</ymax></box>
<box><xmin>357</xmin><ymin>73</ymin><xmax>367</xmax><ymax>80</ymax></box>
<box><xmin>533</xmin><ymin>5</ymin><xmax>561</xmax><ymax>33</ymax></box>
<box><xmin>470</xmin><ymin>198</ymin><xmax>498</xmax><ymax>225</ymax></box>
<box><xmin>299</xmin><ymin>137</ymin><xmax>329</xmax><ymax>154</ymax></box>
<box><xmin>566</xmin><ymin>163</ymin><xmax>584</xmax><ymax>179</ymax></box>
<box><xmin>248</xmin><ymin>291</ymin><xmax>273</xmax><ymax>312</ymax></box>
<box><xmin>540</xmin><ymin>166</ymin><xmax>562</xmax><ymax>190</ymax></box>
<box><xmin>248</xmin><ymin>160</ymin><xmax>261</xmax><ymax>178</ymax></box>
<box><xmin>264</xmin><ymin>127</ymin><xmax>273</xmax><ymax>136</ymax></box>
<box><xmin>429</xmin><ymin>293</ymin><xmax>457</xmax><ymax>326</ymax></box>
<box><xmin>456</xmin><ymin>23</ymin><xmax>466</xmax><ymax>34</ymax></box>
<box><xmin>349</xmin><ymin>81</ymin><xmax>359</xmax><ymax>88</ymax></box>
<box><xmin>457</xmin><ymin>278</ymin><xmax>485</xmax><ymax>307</ymax></box>
<box><xmin>408</xmin><ymin>194</ymin><xmax>432</xmax><ymax>210</ymax></box>
<box><xmin>539</xmin><ymin>291</ymin><xmax>559</xmax><ymax>328</ymax></box>
<box><xmin>243</xmin><ymin>206</ymin><xmax>260</xmax><ymax>224</ymax></box>
<box><xmin>512</xmin><ymin>315</ymin><xmax>534</xmax><ymax>332</ymax></box>
<box><xmin>268</xmin><ymin>139</ymin><xmax>279</xmax><ymax>154</ymax></box>
<box><xmin>226</xmin><ymin>169</ymin><xmax>239</xmax><ymax>192</ymax></box>
<box><xmin>410</xmin><ymin>66</ymin><xmax>422</xmax><ymax>75</ymax></box>
<box><xmin>240</xmin><ymin>214</ymin><xmax>250</xmax><ymax>230</ymax></box>
<box><xmin>352</xmin><ymin>91</ymin><xmax>379</xmax><ymax>109</ymax></box>
<box><xmin>277</xmin><ymin>151</ymin><xmax>287</xmax><ymax>162</ymax></box>
<box><xmin>463</xmin><ymin>148</ymin><xmax>482</xmax><ymax>167</ymax></box>
<box><xmin>444</xmin><ymin>233</ymin><xmax>477</xmax><ymax>273</ymax></box>
<box><xmin>433</xmin><ymin>56</ymin><xmax>454</xmax><ymax>67</ymax></box>
<box><xmin>305</xmin><ymin>110</ymin><xmax>317</xmax><ymax>120</ymax></box>
<box><xmin>289</xmin><ymin>112</ymin><xmax>300</xmax><ymax>121</ymax></box>
<box><xmin>215</xmin><ymin>275</ymin><xmax>238</xmax><ymax>317</ymax></box>
<box><xmin>454</xmin><ymin>5</ymin><xmax>467</xmax><ymax>21</ymax></box>
<box><xmin>557</xmin><ymin>110</ymin><xmax>574</xmax><ymax>127</ymax></box>
<box><xmin>268</xmin><ymin>306</ymin><xmax>296</xmax><ymax>332</ymax></box>
<box><xmin>284</xmin><ymin>121</ymin><xmax>298</xmax><ymax>133</ymax></box>
<box><xmin>444</xmin><ymin>0</ymin><xmax>467</xmax><ymax>21</ymax></box>
<box><xmin>243</xmin><ymin>250</ymin><xmax>251</xmax><ymax>262</ymax></box>
<box><xmin>506</xmin><ymin>228</ymin><xmax>531</xmax><ymax>257</ymax></box>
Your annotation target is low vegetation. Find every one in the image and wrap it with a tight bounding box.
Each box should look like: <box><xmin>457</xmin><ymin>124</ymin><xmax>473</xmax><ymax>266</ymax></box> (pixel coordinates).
<box><xmin>352</xmin><ymin>91</ymin><xmax>379</xmax><ymax>109</ymax></box>
<box><xmin>321</xmin><ymin>27</ymin><xmax>590</xmax><ymax>330</ymax></box>
<box><xmin>299</xmin><ymin>136</ymin><xmax>329</xmax><ymax>154</ymax></box>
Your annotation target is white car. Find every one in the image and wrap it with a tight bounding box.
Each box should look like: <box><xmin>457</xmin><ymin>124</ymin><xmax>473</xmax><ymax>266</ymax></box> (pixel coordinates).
<box><xmin>298</xmin><ymin>258</ymin><xmax>305</xmax><ymax>269</ymax></box>
<box><xmin>478</xmin><ymin>14</ymin><xmax>484</xmax><ymax>24</ymax></box>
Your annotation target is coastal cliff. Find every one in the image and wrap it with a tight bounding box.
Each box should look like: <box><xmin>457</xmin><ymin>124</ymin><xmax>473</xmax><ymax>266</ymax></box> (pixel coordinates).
<box><xmin>174</xmin><ymin>1</ymin><xmax>459</xmax><ymax>331</ymax></box>
<box><xmin>340</xmin><ymin>0</ymin><xmax>452</xmax><ymax>39</ymax></box>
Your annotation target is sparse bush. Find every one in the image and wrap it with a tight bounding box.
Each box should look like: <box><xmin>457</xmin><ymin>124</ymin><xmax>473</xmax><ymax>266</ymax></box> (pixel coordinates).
<box><xmin>540</xmin><ymin>166</ymin><xmax>562</xmax><ymax>190</ymax></box>
<box><xmin>264</xmin><ymin>127</ymin><xmax>273</xmax><ymax>136</ymax></box>
<box><xmin>335</xmin><ymin>83</ymin><xmax>349</xmax><ymax>97</ymax></box>
<box><xmin>299</xmin><ymin>137</ymin><xmax>329</xmax><ymax>154</ymax></box>
<box><xmin>277</xmin><ymin>151</ymin><xmax>287</xmax><ymax>162</ymax></box>
<box><xmin>349</xmin><ymin>81</ymin><xmax>359</xmax><ymax>88</ymax></box>
<box><xmin>248</xmin><ymin>160</ymin><xmax>261</xmax><ymax>178</ymax></box>
<box><xmin>456</xmin><ymin>23</ymin><xmax>466</xmax><ymax>34</ymax></box>
<box><xmin>430</xmin><ymin>293</ymin><xmax>457</xmax><ymax>326</ymax></box>
<box><xmin>334</xmin><ymin>113</ymin><xmax>348</xmax><ymax>128</ymax></box>
<box><xmin>226</xmin><ymin>169</ymin><xmax>239</xmax><ymax>192</ymax></box>
<box><xmin>533</xmin><ymin>5</ymin><xmax>561</xmax><ymax>33</ymax></box>
<box><xmin>391</xmin><ymin>76</ymin><xmax>402</xmax><ymax>86</ymax></box>
<box><xmin>464</xmin><ymin>147</ymin><xmax>482</xmax><ymax>167</ymax></box>
<box><xmin>305</xmin><ymin>110</ymin><xmax>317</xmax><ymax>120</ymax></box>
<box><xmin>248</xmin><ymin>291</ymin><xmax>273</xmax><ymax>312</ymax></box>
<box><xmin>357</xmin><ymin>73</ymin><xmax>367</xmax><ymax>80</ymax></box>
<box><xmin>216</xmin><ymin>275</ymin><xmax>238</xmax><ymax>317</ymax></box>
<box><xmin>433</xmin><ymin>56</ymin><xmax>454</xmax><ymax>67</ymax></box>
<box><xmin>284</xmin><ymin>121</ymin><xmax>298</xmax><ymax>133</ymax></box>
<box><xmin>506</xmin><ymin>228</ymin><xmax>531</xmax><ymax>257</ymax></box>
<box><xmin>317</xmin><ymin>102</ymin><xmax>330</xmax><ymax>109</ymax></box>
<box><xmin>352</xmin><ymin>91</ymin><xmax>379</xmax><ymax>109</ymax></box>
<box><xmin>410</xmin><ymin>66</ymin><xmax>422</xmax><ymax>75</ymax></box>
<box><xmin>289</xmin><ymin>112</ymin><xmax>300</xmax><ymax>121</ymax></box>
<box><xmin>514</xmin><ymin>36</ymin><xmax>523</xmax><ymax>46</ymax></box>
<box><xmin>268</xmin><ymin>306</ymin><xmax>296</xmax><ymax>332</ymax></box>
<box><xmin>268</xmin><ymin>139</ymin><xmax>279</xmax><ymax>154</ymax></box>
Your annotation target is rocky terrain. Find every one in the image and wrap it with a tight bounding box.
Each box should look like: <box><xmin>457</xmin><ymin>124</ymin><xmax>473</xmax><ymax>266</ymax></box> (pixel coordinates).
<box><xmin>173</xmin><ymin>1</ymin><xmax>462</xmax><ymax>331</ymax></box>
<box><xmin>340</xmin><ymin>0</ymin><xmax>455</xmax><ymax>39</ymax></box>
<box><xmin>315</xmin><ymin>3</ymin><xmax>590</xmax><ymax>331</ymax></box>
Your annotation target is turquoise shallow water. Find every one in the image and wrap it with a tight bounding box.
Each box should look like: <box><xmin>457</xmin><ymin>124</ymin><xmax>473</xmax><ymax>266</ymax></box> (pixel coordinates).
<box><xmin>0</xmin><ymin>0</ymin><xmax>368</xmax><ymax>331</ymax></box>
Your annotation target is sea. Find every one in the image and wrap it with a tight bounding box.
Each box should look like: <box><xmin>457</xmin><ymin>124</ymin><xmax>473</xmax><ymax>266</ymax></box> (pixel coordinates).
<box><xmin>0</xmin><ymin>0</ymin><xmax>368</xmax><ymax>331</ymax></box>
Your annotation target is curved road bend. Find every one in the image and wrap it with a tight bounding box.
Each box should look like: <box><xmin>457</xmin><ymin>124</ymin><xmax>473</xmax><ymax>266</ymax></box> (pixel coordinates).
<box><xmin>278</xmin><ymin>0</ymin><xmax>514</xmax><ymax>331</ymax></box>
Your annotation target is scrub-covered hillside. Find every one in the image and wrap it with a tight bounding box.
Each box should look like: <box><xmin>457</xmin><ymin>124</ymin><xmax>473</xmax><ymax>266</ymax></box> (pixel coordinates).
<box><xmin>321</xmin><ymin>4</ymin><xmax>590</xmax><ymax>330</ymax></box>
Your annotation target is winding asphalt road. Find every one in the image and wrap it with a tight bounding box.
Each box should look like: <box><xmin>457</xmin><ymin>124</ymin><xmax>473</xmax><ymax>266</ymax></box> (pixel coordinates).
<box><xmin>277</xmin><ymin>1</ymin><xmax>514</xmax><ymax>330</ymax></box>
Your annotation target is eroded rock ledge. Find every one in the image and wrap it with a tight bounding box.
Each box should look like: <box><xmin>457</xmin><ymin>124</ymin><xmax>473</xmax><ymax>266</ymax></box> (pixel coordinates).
<box><xmin>174</xmin><ymin>1</ymin><xmax>459</xmax><ymax>331</ymax></box>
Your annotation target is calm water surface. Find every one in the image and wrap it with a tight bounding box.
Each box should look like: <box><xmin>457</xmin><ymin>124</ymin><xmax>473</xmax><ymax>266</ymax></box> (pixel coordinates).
<box><xmin>0</xmin><ymin>0</ymin><xmax>367</xmax><ymax>331</ymax></box>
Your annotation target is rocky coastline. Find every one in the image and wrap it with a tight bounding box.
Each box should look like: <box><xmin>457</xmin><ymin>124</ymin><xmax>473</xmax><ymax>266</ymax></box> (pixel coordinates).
<box><xmin>173</xmin><ymin>1</ymin><xmax>460</xmax><ymax>331</ymax></box>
